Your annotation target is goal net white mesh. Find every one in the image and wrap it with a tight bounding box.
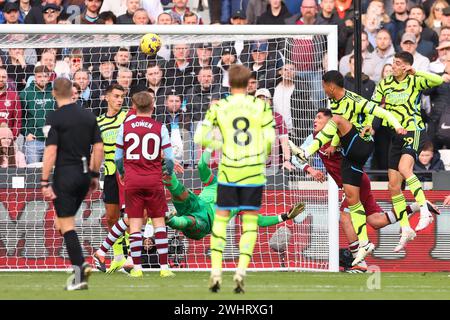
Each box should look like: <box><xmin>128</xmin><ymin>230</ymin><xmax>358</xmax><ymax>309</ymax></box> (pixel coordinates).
<box><xmin>0</xmin><ymin>25</ymin><xmax>338</xmax><ymax>271</ymax></box>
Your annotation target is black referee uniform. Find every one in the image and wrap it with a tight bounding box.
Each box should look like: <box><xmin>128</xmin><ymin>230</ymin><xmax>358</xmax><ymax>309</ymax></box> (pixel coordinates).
<box><xmin>45</xmin><ymin>102</ymin><xmax>102</xmax><ymax>217</ymax></box>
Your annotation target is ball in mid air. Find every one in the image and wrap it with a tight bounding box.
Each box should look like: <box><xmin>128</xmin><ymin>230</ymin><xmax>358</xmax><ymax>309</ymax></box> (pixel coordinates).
<box><xmin>140</xmin><ymin>33</ymin><xmax>162</xmax><ymax>56</ymax></box>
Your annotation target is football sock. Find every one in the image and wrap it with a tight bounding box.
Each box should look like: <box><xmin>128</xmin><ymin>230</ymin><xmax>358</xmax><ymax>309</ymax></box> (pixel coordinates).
<box><xmin>392</xmin><ymin>193</ymin><xmax>410</xmax><ymax>227</ymax></box>
<box><xmin>349</xmin><ymin>241</ymin><xmax>359</xmax><ymax>258</ymax></box>
<box><xmin>349</xmin><ymin>202</ymin><xmax>368</xmax><ymax>245</ymax></box>
<box><xmin>237</xmin><ymin>214</ymin><xmax>258</xmax><ymax>271</ymax></box>
<box><xmin>63</xmin><ymin>230</ymin><xmax>84</xmax><ymax>268</ymax></box>
<box><xmin>406</xmin><ymin>175</ymin><xmax>430</xmax><ymax>219</ymax></box>
<box><xmin>305</xmin><ymin>120</ymin><xmax>337</xmax><ymax>157</ymax></box>
<box><xmin>198</xmin><ymin>149</ymin><xmax>217</xmax><ymax>185</ymax></box>
<box><xmin>97</xmin><ymin>218</ymin><xmax>127</xmax><ymax>258</ymax></box>
<box><xmin>257</xmin><ymin>214</ymin><xmax>281</xmax><ymax>227</ymax></box>
<box><xmin>154</xmin><ymin>227</ymin><xmax>169</xmax><ymax>270</ymax></box>
<box><xmin>210</xmin><ymin>214</ymin><xmax>228</xmax><ymax>271</ymax></box>
<box><xmin>129</xmin><ymin>232</ymin><xmax>143</xmax><ymax>271</ymax></box>
<box><xmin>167</xmin><ymin>215</ymin><xmax>195</xmax><ymax>230</ymax></box>
<box><xmin>406</xmin><ymin>175</ymin><xmax>426</xmax><ymax>206</ymax></box>
<box><xmin>384</xmin><ymin>205</ymin><xmax>415</xmax><ymax>224</ymax></box>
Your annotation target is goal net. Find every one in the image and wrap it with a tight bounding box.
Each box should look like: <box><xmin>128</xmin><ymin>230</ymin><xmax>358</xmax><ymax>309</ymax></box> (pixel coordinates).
<box><xmin>0</xmin><ymin>25</ymin><xmax>338</xmax><ymax>271</ymax></box>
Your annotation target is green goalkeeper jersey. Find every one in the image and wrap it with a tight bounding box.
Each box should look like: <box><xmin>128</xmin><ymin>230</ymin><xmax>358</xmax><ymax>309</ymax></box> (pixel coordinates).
<box><xmin>372</xmin><ymin>71</ymin><xmax>443</xmax><ymax>131</ymax></box>
<box><xmin>194</xmin><ymin>94</ymin><xmax>275</xmax><ymax>186</ymax></box>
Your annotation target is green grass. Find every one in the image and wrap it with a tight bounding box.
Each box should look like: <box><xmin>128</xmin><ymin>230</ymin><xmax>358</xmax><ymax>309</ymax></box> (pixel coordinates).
<box><xmin>0</xmin><ymin>271</ymin><xmax>449</xmax><ymax>300</ymax></box>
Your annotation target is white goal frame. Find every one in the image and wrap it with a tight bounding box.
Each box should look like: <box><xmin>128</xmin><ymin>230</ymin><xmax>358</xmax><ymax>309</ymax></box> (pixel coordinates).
<box><xmin>0</xmin><ymin>24</ymin><xmax>339</xmax><ymax>272</ymax></box>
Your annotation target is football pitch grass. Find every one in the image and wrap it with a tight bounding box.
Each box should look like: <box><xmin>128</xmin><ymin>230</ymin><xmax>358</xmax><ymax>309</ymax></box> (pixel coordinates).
<box><xmin>0</xmin><ymin>271</ymin><xmax>449</xmax><ymax>300</ymax></box>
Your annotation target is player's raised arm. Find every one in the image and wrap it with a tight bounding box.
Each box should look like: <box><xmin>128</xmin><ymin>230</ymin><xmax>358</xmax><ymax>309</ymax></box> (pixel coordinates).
<box><xmin>261</xmin><ymin>101</ymin><xmax>275</xmax><ymax>156</ymax></box>
<box><xmin>161</xmin><ymin>124</ymin><xmax>174</xmax><ymax>176</ymax></box>
<box><xmin>193</xmin><ymin>104</ymin><xmax>222</xmax><ymax>150</ymax></box>
<box><xmin>363</xmin><ymin>101</ymin><xmax>406</xmax><ymax>134</ymax></box>
<box><xmin>412</xmin><ymin>69</ymin><xmax>444</xmax><ymax>89</ymax></box>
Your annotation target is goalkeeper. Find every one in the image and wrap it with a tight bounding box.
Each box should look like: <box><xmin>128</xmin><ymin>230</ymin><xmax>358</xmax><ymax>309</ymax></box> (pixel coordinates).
<box><xmin>164</xmin><ymin>149</ymin><xmax>304</xmax><ymax>240</ymax></box>
<box><xmin>93</xmin><ymin>149</ymin><xmax>304</xmax><ymax>272</ymax></box>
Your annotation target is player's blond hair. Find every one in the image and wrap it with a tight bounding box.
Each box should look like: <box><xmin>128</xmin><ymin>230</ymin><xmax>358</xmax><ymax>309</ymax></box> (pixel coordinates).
<box><xmin>229</xmin><ymin>64</ymin><xmax>252</xmax><ymax>89</ymax></box>
<box><xmin>132</xmin><ymin>91</ymin><xmax>154</xmax><ymax>113</ymax></box>
<box><xmin>53</xmin><ymin>77</ymin><xmax>73</xmax><ymax>99</ymax></box>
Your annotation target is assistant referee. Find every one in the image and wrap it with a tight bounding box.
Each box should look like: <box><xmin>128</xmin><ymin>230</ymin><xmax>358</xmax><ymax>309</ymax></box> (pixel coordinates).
<box><xmin>41</xmin><ymin>78</ymin><xmax>103</xmax><ymax>291</ymax></box>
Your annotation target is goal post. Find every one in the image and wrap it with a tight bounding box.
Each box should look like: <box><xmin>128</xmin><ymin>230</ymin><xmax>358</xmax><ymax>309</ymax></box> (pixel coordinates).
<box><xmin>0</xmin><ymin>24</ymin><xmax>339</xmax><ymax>272</ymax></box>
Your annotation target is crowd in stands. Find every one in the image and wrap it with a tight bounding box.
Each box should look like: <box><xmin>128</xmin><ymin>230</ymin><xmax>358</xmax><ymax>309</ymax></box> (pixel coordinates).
<box><xmin>0</xmin><ymin>0</ymin><xmax>449</xmax><ymax>178</ymax></box>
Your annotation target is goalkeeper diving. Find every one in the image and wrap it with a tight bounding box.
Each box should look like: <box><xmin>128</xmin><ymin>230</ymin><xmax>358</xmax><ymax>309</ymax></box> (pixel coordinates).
<box><xmin>93</xmin><ymin>149</ymin><xmax>304</xmax><ymax>272</ymax></box>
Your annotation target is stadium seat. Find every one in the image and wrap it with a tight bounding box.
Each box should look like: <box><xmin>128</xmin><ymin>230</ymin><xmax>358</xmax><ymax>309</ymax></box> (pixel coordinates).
<box><xmin>438</xmin><ymin>149</ymin><xmax>450</xmax><ymax>171</ymax></box>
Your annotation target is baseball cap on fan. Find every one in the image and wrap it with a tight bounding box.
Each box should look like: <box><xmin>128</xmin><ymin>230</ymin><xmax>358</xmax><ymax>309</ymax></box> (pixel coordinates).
<box><xmin>3</xmin><ymin>2</ymin><xmax>19</xmax><ymax>13</ymax></box>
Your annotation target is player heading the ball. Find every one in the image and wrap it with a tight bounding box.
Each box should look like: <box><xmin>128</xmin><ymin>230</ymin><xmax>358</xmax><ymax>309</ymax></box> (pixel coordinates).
<box><xmin>194</xmin><ymin>64</ymin><xmax>275</xmax><ymax>294</ymax></box>
<box><xmin>115</xmin><ymin>91</ymin><xmax>175</xmax><ymax>278</ymax></box>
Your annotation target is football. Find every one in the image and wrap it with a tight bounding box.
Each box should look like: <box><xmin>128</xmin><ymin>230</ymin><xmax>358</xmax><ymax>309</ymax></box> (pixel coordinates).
<box><xmin>140</xmin><ymin>33</ymin><xmax>162</xmax><ymax>56</ymax></box>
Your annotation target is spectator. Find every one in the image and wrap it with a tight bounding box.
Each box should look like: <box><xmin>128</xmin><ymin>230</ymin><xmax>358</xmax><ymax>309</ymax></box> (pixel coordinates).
<box><xmin>113</xmin><ymin>47</ymin><xmax>135</xmax><ymax>73</ymax></box>
<box><xmin>255</xmin><ymin>88</ymin><xmax>293</xmax><ymax>171</ymax></box>
<box><xmin>71</xmin><ymin>81</ymin><xmax>82</xmax><ymax>104</ymax></box>
<box><xmin>208</xmin><ymin>0</ymin><xmax>222</xmax><ymax>24</ymax></box>
<box><xmin>409</xmin><ymin>5</ymin><xmax>439</xmax><ymax>47</ymax></box>
<box><xmin>100</xmin><ymin>0</ymin><xmax>127</xmax><ymax>17</ymax></box>
<box><xmin>66</xmin><ymin>48</ymin><xmax>84</xmax><ymax>79</ymax></box>
<box><xmin>344</xmin><ymin>54</ymin><xmax>376</xmax><ymax>100</ymax></box>
<box><xmin>192</xmin><ymin>42</ymin><xmax>219</xmax><ymax>81</ymax></box>
<box><xmin>441</xmin><ymin>26</ymin><xmax>450</xmax><ymax>42</ymax></box>
<box><xmin>73</xmin><ymin>69</ymin><xmax>102</xmax><ymax>115</ymax></box>
<box><xmin>131</xmin><ymin>62</ymin><xmax>166</xmax><ymax>112</ymax></box>
<box><xmin>286</xmin><ymin>0</ymin><xmax>318</xmax><ymax>25</ymax></box>
<box><xmin>1</xmin><ymin>2</ymin><xmax>21</xmax><ymax>24</ymax></box>
<box><xmin>141</xmin><ymin>0</ymin><xmax>163</xmax><ymax>24</ymax></box>
<box><xmin>0</xmin><ymin>126</ymin><xmax>26</xmax><ymax>168</ymax></box>
<box><xmin>380</xmin><ymin>62</ymin><xmax>393</xmax><ymax>79</ymax></box>
<box><xmin>414</xmin><ymin>141</ymin><xmax>446</xmax><ymax>181</ymax></box>
<box><xmin>116</xmin><ymin>0</ymin><xmax>140</xmax><ymax>24</ymax></box>
<box><xmin>340</xmin><ymin>31</ymin><xmax>371</xmax><ymax>76</ymax></box>
<box><xmin>423</xmin><ymin>52</ymin><xmax>450</xmax><ymax>149</ymax></box>
<box><xmin>256</xmin><ymin>0</ymin><xmax>292</xmax><ymax>24</ymax></box>
<box><xmin>115</xmin><ymin>67</ymin><xmax>133</xmax><ymax>106</ymax></box>
<box><xmin>430</xmin><ymin>40</ymin><xmax>450</xmax><ymax>73</ymax></box>
<box><xmin>230</xmin><ymin>8</ymin><xmax>247</xmax><ymax>24</ymax></box>
<box><xmin>244</xmin><ymin>40</ymin><xmax>278</xmax><ymax>94</ymax></box>
<box><xmin>92</xmin><ymin>57</ymin><xmax>116</xmax><ymax>94</ymax></box>
<box><xmin>74</xmin><ymin>0</ymin><xmax>102</xmax><ymax>24</ymax></box>
<box><xmin>98</xmin><ymin>11</ymin><xmax>117</xmax><ymax>24</ymax></box>
<box><xmin>363</xmin><ymin>29</ymin><xmax>395</xmax><ymax>82</ymax></box>
<box><xmin>20</xmin><ymin>65</ymin><xmax>54</xmax><ymax>165</ymax></box>
<box><xmin>0</xmin><ymin>67</ymin><xmax>22</xmax><ymax>138</ymax></box>
<box><xmin>246</xmin><ymin>0</ymin><xmax>268</xmax><ymax>24</ymax></box>
<box><xmin>183</xmin><ymin>10</ymin><xmax>200</xmax><ymax>24</ymax></box>
<box><xmin>286</xmin><ymin>0</ymin><xmax>328</xmax><ymax>105</ymax></box>
<box><xmin>426</xmin><ymin>0</ymin><xmax>449</xmax><ymax>34</ymax></box>
<box><xmin>169</xmin><ymin>0</ymin><xmax>203</xmax><ymax>24</ymax></box>
<box><xmin>220</xmin><ymin>0</ymin><xmax>250</xmax><ymax>24</ymax></box>
<box><xmin>186</xmin><ymin>67</ymin><xmax>223</xmax><ymax>123</ymax></box>
<box><xmin>362</xmin><ymin>0</ymin><xmax>390</xmax><ymax>48</ymax></box>
<box><xmin>42</xmin><ymin>3</ymin><xmax>61</xmax><ymax>24</ymax></box>
<box><xmin>5</xmin><ymin>48</ymin><xmax>34</xmax><ymax>92</ymax></box>
<box><xmin>156</xmin><ymin>88</ymin><xmax>192</xmax><ymax>165</ymax></box>
<box><xmin>398</xmin><ymin>18</ymin><xmax>436</xmax><ymax>60</ymax></box>
<box><xmin>18</xmin><ymin>0</ymin><xmax>33</xmax><ymax>23</ymax></box>
<box><xmin>385</xmin><ymin>0</ymin><xmax>409</xmax><ymax>43</ymax></box>
<box><xmin>25</xmin><ymin>49</ymin><xmax>58</xmax><ymax>88</ymax></box>
<box><xmin>273</xmin><ymin>63</ymin><xmax>296</xmax><ymax>131</ymax></box>
<box><xmin>400</xmin><ymin>33</ymin><xmax>430</xmax><ymax>71</ymax></box>
<box><xmin>215</xmin><ymin>44</ymin><xmax>239</xmax><ymax>89</ymax></box>
<box><xmin>24</xmin><ymin>0</ymin><xmax>64</xmax><ymax>24</ymax></box>
<box><xmin>163</xmin><ymin>43</ymin><xmax>195</xmax><ymax>95</ymax></box>
<box><xmin>157</xmin><ymin>11</ymin><xmax>173</xmax><ymax>24</ymax></box>
<box><xmin>246</xmin><ymin>72</ymin><xmax>258</xmax><ymax>95</ymax></box>
<box><xmin>132</xmin><ymin>7</ymin><xmax>150</xmax><ymax>24</ymax></box>
<box><xmin>443</xmin><ymin>7</ymin><xmax>450</xmax><ymax>28</ymax></box>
